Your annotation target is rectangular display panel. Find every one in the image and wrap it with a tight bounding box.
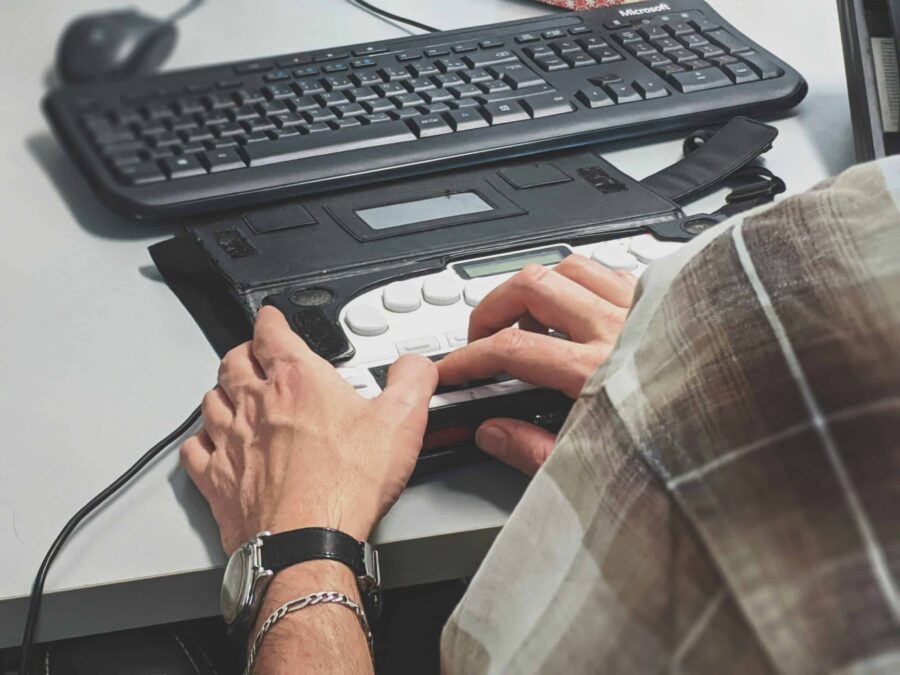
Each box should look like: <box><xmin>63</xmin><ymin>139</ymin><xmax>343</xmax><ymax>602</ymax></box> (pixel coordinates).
<box><xmin>455</xmin><ymin>246</ymin><xmax>569</xmax><ymax>280</ymax></box>
<box><xmin>356</xmin><ymin>192</ymin><xmax>495</xmax><ymax>231</ymax></box>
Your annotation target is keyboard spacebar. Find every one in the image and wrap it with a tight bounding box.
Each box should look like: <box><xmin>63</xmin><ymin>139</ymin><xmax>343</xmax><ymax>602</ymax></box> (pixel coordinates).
<box><xmin>241</xmin><ymin>122</ymin><xmax>418</xmax><ymax>167</ymax></box>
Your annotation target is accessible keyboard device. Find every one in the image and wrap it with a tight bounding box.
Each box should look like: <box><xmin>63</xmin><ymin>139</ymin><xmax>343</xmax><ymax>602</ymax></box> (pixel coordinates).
<box><xmin>45</xmin><ymin>0</ymin><xmax>806</xmax><ymax>218</ymax></box>
<box><xmin>153</xmin><ymin>148</ymin><xmax>706</xmax><ymax>472</ymax></box>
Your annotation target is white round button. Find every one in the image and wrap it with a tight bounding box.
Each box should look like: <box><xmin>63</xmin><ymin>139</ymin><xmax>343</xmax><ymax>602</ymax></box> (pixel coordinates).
<box><xmin>345</xmin><ymin>304</ymin><xmax>389</xmax><ymax>336</ymax></box>
<box><xmin>422</xmin><ymin>276</ymin><xmax>461</xmax><ymax>306</ymax></box>
<box><xmin>629</xmin><ymin>235</ymin><xmax>682</xmax><ymax>264</ymax></box>
<box><xmin>382</xmin><ymin>281</ymin><xmax>421</xmax><ymax>313</ymax></box>
<box><xmin>463</xmin><ymin>279</ymin><xmax>494</xmax><ymax>307</ymax></box>
<box><xmin>590</xmin><ymin>243</ymin><xmax>638</xmax><ymax>271</ymax></box>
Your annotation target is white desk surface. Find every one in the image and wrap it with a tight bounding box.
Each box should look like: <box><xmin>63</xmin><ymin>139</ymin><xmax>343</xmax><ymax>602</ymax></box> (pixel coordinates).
<box><xmin>0</xmin><ymin>0</ymin><xmax>853</xmax><ymax>647</ymax></box>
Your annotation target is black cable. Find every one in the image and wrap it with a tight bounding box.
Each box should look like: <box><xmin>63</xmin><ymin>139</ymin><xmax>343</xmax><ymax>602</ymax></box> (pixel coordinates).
<box><xmin>19</xmin><ymin>405</ymin><xmax>202</xmax><ymax>675</ymax></box>
<box><xmin>351</xmin><ymin>0</ymin><xmax>439</xmax><ymax>33</ymax></box>
<box><xmin>167</xmin><ymin>0</ymin><xmax>205</xmax><ymax>24</ymax></box>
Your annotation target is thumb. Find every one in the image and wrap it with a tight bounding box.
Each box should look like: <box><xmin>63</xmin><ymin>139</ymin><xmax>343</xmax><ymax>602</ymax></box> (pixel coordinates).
<box><xmin>378</xmin><ymin>354</ymin><xmax>438</xmax><ymax>415</ymax></box>
<box><xmin>475</xmin><ymin>418</ymin><xmax>556</xmax><ymax>476</ymax></box>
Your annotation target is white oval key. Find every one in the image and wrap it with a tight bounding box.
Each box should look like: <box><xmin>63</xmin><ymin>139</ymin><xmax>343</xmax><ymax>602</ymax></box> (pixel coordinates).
<box><xmin>590</xmin><ymin>243</ymin><xmax>638</xmax><ymax>271</ymax></box>
<box><xmin>422</xmin><ymin>276</ymin><xmax>461</xmax><ymax>306</ymax></box>
<box><xmin>629</xmin><ymin>235</ymin><xmax>682</xmax><ymax>264</ymax></box>
<box><xmin>463</xmin><ymin>279</ymin><xmax>495</xmax><ymax>307</ymax></box>
<box><xmin>382</xmin><ymin>281</ymin><xmax>421</xmax><ymax>313</ymax></box>
<box><xmin>345</xmin><ymin>304</ymin><xmax>389</xmax><ymax>336</ymax></box>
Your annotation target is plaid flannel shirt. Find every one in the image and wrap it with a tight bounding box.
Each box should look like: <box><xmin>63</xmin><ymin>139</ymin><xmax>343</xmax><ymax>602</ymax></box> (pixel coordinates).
<box><xmin>441</xmin><ymin>156</ymin><xmax>900</xmax><ymax>674</ymax></box>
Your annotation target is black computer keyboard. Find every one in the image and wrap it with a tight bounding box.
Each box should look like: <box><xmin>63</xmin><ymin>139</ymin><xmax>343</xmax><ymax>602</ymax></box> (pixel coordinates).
<box><xmin>44</xmin><ymin>0</ymin><xmax>806</xmax><ymax>218</ymax></box>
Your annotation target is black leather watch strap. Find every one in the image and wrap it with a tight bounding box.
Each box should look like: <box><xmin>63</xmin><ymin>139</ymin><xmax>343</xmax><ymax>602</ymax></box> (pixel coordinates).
<box><xmin>260</xmin><ymin>528</ymin><xmax>366</xmax><ymax>577</ymax></box>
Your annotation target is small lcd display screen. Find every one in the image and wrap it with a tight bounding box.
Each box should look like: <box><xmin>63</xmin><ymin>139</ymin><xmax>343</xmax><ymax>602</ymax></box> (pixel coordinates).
<box><xmin>356</xmin><ymin>192</ymin><xmax>495</xmax><ymax>230</ymax></box>
<box><xmin>455</xmin><ymin>246</ymin><xmax>569</xmax><ymax>280</ymax></box>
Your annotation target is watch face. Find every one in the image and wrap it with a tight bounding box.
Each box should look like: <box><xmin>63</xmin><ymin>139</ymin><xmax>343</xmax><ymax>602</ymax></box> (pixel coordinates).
<box><xmin>221</xmin><ymin>545</ymin><xmax>251</xmax><ymax>624</ymax></box>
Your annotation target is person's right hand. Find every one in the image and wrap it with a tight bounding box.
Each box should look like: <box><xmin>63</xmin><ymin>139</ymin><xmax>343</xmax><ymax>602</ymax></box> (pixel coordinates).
<box><xmin>437</xmin><ymin>254</ymin><xmax>636</xmax><ymax>475</ymax></box>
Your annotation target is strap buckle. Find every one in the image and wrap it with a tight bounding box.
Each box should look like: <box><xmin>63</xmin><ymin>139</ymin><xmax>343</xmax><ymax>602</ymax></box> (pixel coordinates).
<box><xmin>725</xmin><ymin>167</ymin><xmax>786</xmax><ymax>204</ymax></box>
<box><xmin>358</xmin><ymin>542</ymin><xmax>382</xmax><ymax>620</ymax></box>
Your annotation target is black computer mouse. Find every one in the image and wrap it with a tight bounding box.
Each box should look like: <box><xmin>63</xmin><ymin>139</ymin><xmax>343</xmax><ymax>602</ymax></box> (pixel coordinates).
<box><xmin>56</xmin><ymin>9</ymin><xmax>177</xmax><ymax>84</ymax></box>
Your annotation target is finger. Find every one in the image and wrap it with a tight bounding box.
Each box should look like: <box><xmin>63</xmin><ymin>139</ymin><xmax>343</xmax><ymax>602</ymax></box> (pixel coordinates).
<box><xmin>475</xmin><ymin>419</ymin><xmax>556</xmax><ymax>476</ymax></box>
<box><xmin>438</xmin><ymin>328</ymin><xmax>604</xmax><ymax>399</ymax></box>
<box><xmin>218</xmin><ymin>342</ymin><xmax>265</xmax><ymax>400</ymax></box>
<box><xmin>468</xmin><ymin>265</ymin><xmax>626</xmax><ymax>344</ymax></box>
<box><xmin>200</xmin><ymin>387</ymin><xmax>235</xmax><ymax>445</ymax></box>
<box><xmin>251</xmin><ymin>306</ymin><xmax>313</xmax><ymax>375</ymax></box>
<box><xmin>554</xmin><ymin>254</ymin><xmax>637</xmax><ymax>309</ymax></box>
<box><xmin>378</xmin><ymin>354</ymin><xmax>438</xmax><ymax>416</ymax></box>
<box><xmin>179</xmin><ymin>435</ymin><xmax>212</xmax><ymax>488</ymax></box>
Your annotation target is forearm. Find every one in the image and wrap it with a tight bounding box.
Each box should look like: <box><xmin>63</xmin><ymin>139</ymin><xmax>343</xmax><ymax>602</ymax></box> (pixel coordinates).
<box><xmin>249</xmin><ymin>561</ymin><xmax>374</xmax><ymax>675</ymax></box>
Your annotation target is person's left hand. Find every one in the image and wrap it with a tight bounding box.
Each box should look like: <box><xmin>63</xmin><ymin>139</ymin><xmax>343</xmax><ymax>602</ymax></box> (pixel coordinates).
<box><xmin>180</xmin><ymin>306</ymin><xmax>438</xmax><ymax>553</ymax></box>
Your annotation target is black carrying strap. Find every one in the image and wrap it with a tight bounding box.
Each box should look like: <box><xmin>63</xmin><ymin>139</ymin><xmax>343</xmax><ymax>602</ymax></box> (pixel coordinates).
<box><xmin>642</xmin><ymin>116</ymin><xmax>780</xmax><ymax>204</ymax></box>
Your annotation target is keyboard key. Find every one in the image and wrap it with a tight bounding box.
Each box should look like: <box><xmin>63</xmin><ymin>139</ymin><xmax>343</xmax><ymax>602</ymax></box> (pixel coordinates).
<box><xmin>305</xmin><ymin>108</ymin><xmax>338</xmax><ymax>123</ymax></box>
<box><xmin>423</xmin><ymin>88</ymin><xmax>454</xmax><ymax>104</ymax></box>
<box><xmin>161</xmin><ymin>154</ymin><xmax>207</xmax><ymax>179</ymax></box>
<box><xmin>515</xmin><ymin>32</ymin><xmax>540</xmax><ymax>44</ymax></box>
<box><xmin>433</xmin><ymin>73</ymin><xmax>465</xmax><ymax>88</ymax></box>
<box><xmin>632</xmin><ymin>79</ymin><xmax>670</xmax><ymax>99</ymax></box>
<box><xmin>551</xmin><ymin>40</ymin><xmax>582</xmax><ymax>55</ymax></box>
<box><xmin>481</xmin><ymin>101</ymin><xmax>529</xmax><ymax>125</ymax></box>
<box><xmin>669</xmin><ymin>48</ymin><xmax>699</xmax><ymax>64</ymax></box>
<box><xmin>604</xmin><ymin>82</ymin><xmax>642</xmax><ymax>104</ymax></box>
<box><xmin>114</xmin><ymin>161</ymin><xmax>166</xmax><ymax>185</ymax></box>
<box><xmin>542</xmin><ymin>29</ymin><xmax>566</xmax><ymax>39</ymax></box>
<box><xmin>410</xmin><ymin>62</ymin><xmax>439</xmax><ymax>77</ymax></box>
<box><xmin>614</xmin><ymin>30</ymin><xmax>642</xmax><ymax>44</ymax></box>
<box><xmin>629</xmin><ymin>235</ymin><xmax>681</xmax><ymax>263</ymax></box>
<box><xmin>293</xmin><ymin>66</ymin><xmax>320</xmax><ymax>77</ymax></box>
<box><xmin>740</xmin><ymin>52</ymin><xmax>784</xmax><ymax>79</ymax></box>
<box><xmin>639</xmin><ymin>25</ymin><xmax>669</xmax><ymax>41</ymax></box>
<box><xmin>264</xmin><ymin>84</ymin><xmax>294</xmax><ymax>100</ymax></box>
<box><xmin>477</xmin><ymin>83</ymin><xmax>555</xmax><ymax>105</ymax></box>
<box><xmin>350</xmin><ymin>72</ymin><xmax>382</xmax><ymax>87</ymax></box>
<box><xmin>568</xmin><ymin>26</ymin><xmax>591</xmax><ymax>35</ymax></box>
<box><xmin>376</xmin><ymin>82</ymin><xmax>407</xmax><ymax>97</ymax></box>
<box><xmin>594</xmin><ymin>47</ymin><xmax>624</xmax><ymax>64</ymax></box>
<box><xmin>680</xmin><ymin>33</ymin><xmax>709</xmax><ymax>49</ymax></box>
<box><xmin>394</xmin><ymin>92</ymin><xmax>426</xmax><ymax>108</ymax></box>
<box><xmin>364</xmin><ymin>112</ymin><xmax>392</xmax><ymax>124</ymax></box>
<box><xmin>270</xmin><ymin>111</ymin><xmax>306</xmax><ymax>127</ymax></box>
<box><xmin>257</xmin><ymin>100</ymin><xmax>290</xmax><ymax>115</ymax></box>
<box><xmin>448</xmin><ymin>84</ymin><xmax>482</xmax><ymax>99</ymax></box>
<box><xmin>722</xmin><ymin>61</ymin><xmax>759</xmax><ymax>83</ymax></box>
<box><xmin>396</xmin><ymin>51</ymin><xmax>422</xmax><ymax>61</ymax></box>
<box><xmin>349</xmin><ymin>86</ymin><xmax>378</xmax><ymax>102</ymax></box>
<box><xmin>406</xmin><ymin>77</ymin><xmax>437</xmax><ymax>92</ymax></box>
<box><xmin>323</xmin><ymin>75</ymin><xmax>354</xmax><ymax>91</ymax></box>
<box><xmin>667</xmin><ymin>67</ymin><xmax>732</xmax><ymax>93</ymax></box>
<box><xmin>665</xmin><ymin>22</ymin><xmax>695</xmax><ymax>37</ymax></box>
<box><xmin>346</xmin><ymin>305</ymin><xmax>389</xmax><ymax>336</ymax></box>
<box><xmin>463</xmin><ymin>69</ymin><xmax>492</xmax><ymax>84</ymax></box>
<box><xmin>396</xmin><ymin>335</ymin><xmax>441</xmax><ymax>355</ymax></box>
<box><xmin>243</xmin><ymin>118</ymin><xmax>275</xmax><ymax>134</ymax></box>
<box><xmin>479</xmin><ymin>80</ymin><xmax>512</xmax><ymax>95</ymax></box>
<box><xmin>576</xmin><ymin>87</ymin><xmax>614</xmax><ymax>108</ymax></box>
<box><xmin>334</xmin><ymin>102</ymin><xmax>366</xmax><ymax>118</ymax></box>
<box><xmin>693</xmin><ymin>43</ymin><xmax>725</xmax><ymax>59</ymax></box>
<box><xmin>107</xmin><ymin>149</ymin><xmax>142</xmax><ymax>166</ymax></box>
<box><xmin>315</xmin><ymin>50</ymin><xmax>350</xmax><ymax>62</ymax></box>
<box><xmin>705</xmin><ymin>30</ymin><xmax>751</xmax><ymax>55</ymax></box>
<box><xmin>425</xmin><ymin>47</ymin><xmax>450</xmax><ymax>57</ymax></box>
<box><xmin>437</xmin><ymin>58</ymin><xmax>467</xmax><ymax>72</ymax></box>
<box><xmin>591</xmin><ymin>243</ymin><xmax>637</xmax><ymax>271</ymax></box>
<box><xmin>407</xmin><ymin>114</ymin><xmax>453</xmax><ymax>137</ymax></box>
<box><xmin>382</xmin><ymin>281</ymin><xmax>421</xmax><ymax>312</ymax></box>
<box><xmin>626</xmin><ymin>40</ymin><xmax>657</xmax><ymax>57</ymax></box>
<box><xmin>464</xmin><ymin>50</ymin><xmax>518</xmax><ymax>68</ymax></box>
<box><xmin>479</xmin><ymin>39</ymin><xmax>504</xmax><ymax>48</ymax></box>
<box><xmin>577</xmin><ymin>37</ymin><xmax>609</xmax><ymax>52</ymax></box>
<box><xmin>564</xmin><ymin>52</ymin><xmax>596</xmax><ymax>68</ymax></box>
<box><xmin>351</xmin><ymin>57</ymin><xmax>377</xmax><ymax>69</ymax></box>
<box><xmin>653</xmin><ymin>37</ymin><xmax>683</xmax><ymax>53</ymax></box>
<box><xmin>444</xmin><ymin>108</ymin><xmax>488</xmax><ymax>131</ymax></box>
<box><xmin>264</xmin><ymin>70</ymin><xmax>291</xmax><ymax>82</ymax></box>
<box><xmin>352</xmin><ymin>45</ymin><xmax>387</xmax><ymax>57</ymax></box>
<box><xmin>290</xmin><ymin>96</ymin><xmax>320</xmax><ymax>112</ymax></box>
<box><xmin>452</xmin><ymin>42</ymin><xmax>478</xmax><ymax>53</ymax></box>
<box><xmin>362</xmin><ymin>98</ymin><xmax>396</xmax><ymax>113</ymax></box>
<box><xmin>241</xmin><ymin>121</ymin><xmax>416</xmax><ymax>166</ymax></box>
<box><xmin>690</xmin><ymin>16</ymin><xmax>721</xmax><ymax>33</ymax></box>
<box><xmin>276</xmin><ymin>55</ymin><xmax>312</xmax><ymax>68</ymax></box>
<box><xmin>293</xmin><ymin>79</ymin><xmax>325</xmax><ymax>95</ymax></box>
<box><xmin>533</xmin><ymin>55</ymin><xmax>568</xmax><ymax>72</ymax></box>
<box><xmin>684</xmin><ymin>59</ymin><xmax>713</xmax><ymax>71</ymax></box>
<box><xmin>201</xmin><ymin>147</ymin><xmax>246</xmax><ymax>172</ymax></box>
<box><xmin>332</xmin><ymin>118</ymin><xmax>362</xmax><ymax>129</ymax></box>
<box><xmin>422</xmin><ymin>276</ymin><xmax>461</xmax><ymax>305</ymax></box>
<box><xmin>317</xmin><ymin>91</ymin><xmax>348</xmax><ymax>106</ymax></box>
<box><xmin>380</xmin><ymin>65</ymin><xmax>412</xmax><ymax>81</ymax></box>
<box><xmin>520</xmin><ymin>93</ymin><xmax>575</xmax><ymax>117</ymax></box>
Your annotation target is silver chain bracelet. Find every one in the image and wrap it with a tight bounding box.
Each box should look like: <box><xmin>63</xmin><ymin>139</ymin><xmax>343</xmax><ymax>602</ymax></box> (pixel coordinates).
<box><xmin>243</xmin><ymin>591</ymin><xmax>374</xmax><ymax>675</ymax></box>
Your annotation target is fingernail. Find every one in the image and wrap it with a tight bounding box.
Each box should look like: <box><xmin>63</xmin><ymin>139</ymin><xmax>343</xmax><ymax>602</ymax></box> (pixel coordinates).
<box><xmin>475</xmin><ymin>424</ymin><xmax>507</xmax><ymax>455</ymax></box>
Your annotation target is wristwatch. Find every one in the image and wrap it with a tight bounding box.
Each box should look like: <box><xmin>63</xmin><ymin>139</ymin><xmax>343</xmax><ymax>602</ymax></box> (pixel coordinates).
<box><xmin>220</xmin><ymin>527</ymin><xmax>381</xmax><ymax>637</ymax></box>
